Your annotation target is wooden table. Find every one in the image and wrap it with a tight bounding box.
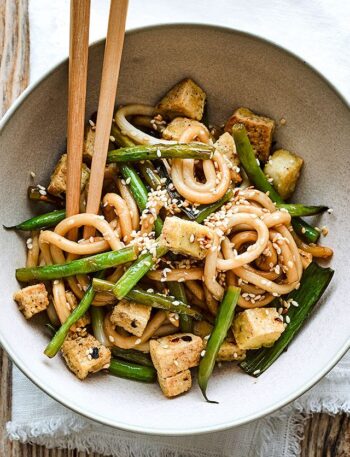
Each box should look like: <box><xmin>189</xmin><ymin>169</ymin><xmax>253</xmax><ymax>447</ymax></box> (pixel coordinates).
<box><xmin>0</xmin><ymin>1</ymin><xmax>349</xmax><ymax>456</ymax></box>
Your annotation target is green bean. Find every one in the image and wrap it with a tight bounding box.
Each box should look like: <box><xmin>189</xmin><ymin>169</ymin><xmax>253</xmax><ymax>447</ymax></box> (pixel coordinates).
<box><xmin>16</xmin><ymin>246</ymin><xmax>137</xmax><ymax>282</ymax></box>
<box><xmin>107</xmin><ymin>143</ymin><xmax>214</xmax><ymax>163</ymax></box>
<box><xmin>111</xmin><ymin>243</ymin><xmax>168</xmax><ymax>300</ymax></box>
<box><xmin>44</xmin><ymin>278</ymin><xmax>98</xmax><ymax>358</ymax></box>
<box><xmin>93</xmin><ymin>278</ymin><xmax>202</xmax><ymax>320</ymax></box>
<box><xmin>232</xmin><ymin>124</ymin><xmax>320</xmax><ymax>243</ymax></box>
<box><xmin>168</xmin><ymin>282</ymin><xmax>193</xmax><ymax>332</ymax></box>
<box><xmin>138</xmin><ymin>160</ymin><xmax>162</xmax><ymax>190</ymax></box>
<box><xmin>198</xmin><ymin>286</ymin><xmax>240</xmax><ymax>403</ymax></box>
<box><xmin>240</xmin><ymin>262</ymin><xmax>334</xmax><ymax>376</ymax></box>
<box><xmin>195</xmin><ymin>190</ymin><xmax>234</xmax><ymax>223</ymax></box>
<box><xmin>109</xmin><ymin>358</ymin><xmax>156</xmax><ymax>383</ymax></box>
<box><xmin>275</xmin><ymin>203</ymin><xmax>328</xmax><ymax>217</ymax></box>
<box><xmin>4</xmin><ymin>209</ymin><xmax>66</xmax><ymax>231</ymax></box>
<box><xmin>119</xmin><ymin>164</ymin><xmax>163</xmax><ymax>237</ymax></box>
<box><xmin>111</xmin><ymin>348</ymin><xmax>154</xmax><ymax>368</ymax></box>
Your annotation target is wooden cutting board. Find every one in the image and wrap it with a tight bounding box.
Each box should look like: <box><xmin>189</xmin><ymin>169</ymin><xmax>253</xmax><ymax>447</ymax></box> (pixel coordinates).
<box><xmin>0</xmin><ymin>1</ymin><xmax>349</xmax><ymax>455</ymax></box>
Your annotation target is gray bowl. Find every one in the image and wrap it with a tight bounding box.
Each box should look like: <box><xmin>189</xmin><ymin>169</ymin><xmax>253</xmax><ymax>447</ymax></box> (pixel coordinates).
<box><xmin>1</xmin><ymin>24</ymin><xmax>349</xmax><ymax>435</ymax></box>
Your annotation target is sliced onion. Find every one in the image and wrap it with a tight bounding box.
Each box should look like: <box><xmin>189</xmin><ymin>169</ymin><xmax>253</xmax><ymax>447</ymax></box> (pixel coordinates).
<box><xmin>114</xmin><ymin>104</ymin><xmax>176</xmax><ymax>145</ymax></box>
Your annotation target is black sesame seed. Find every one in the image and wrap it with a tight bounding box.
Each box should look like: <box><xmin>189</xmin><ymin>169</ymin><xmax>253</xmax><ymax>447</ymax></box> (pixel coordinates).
<box><xmin>91</xmin><ymin>347</ymin><xmax>99</xmax><ymax>359</ymax></box>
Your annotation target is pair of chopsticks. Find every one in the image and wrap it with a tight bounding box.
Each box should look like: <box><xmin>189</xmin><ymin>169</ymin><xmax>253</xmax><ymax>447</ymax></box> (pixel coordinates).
<box><xmin>66</xmin><ymin>0</ymin><xmax>128</xmax><ymax>239</ymax></box>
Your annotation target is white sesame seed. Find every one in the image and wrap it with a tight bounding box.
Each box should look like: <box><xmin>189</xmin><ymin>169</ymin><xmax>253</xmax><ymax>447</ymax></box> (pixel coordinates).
<box><xmin>201</xmin><ymin>350</ymin><xmax>206</xmax><ymax>357</ymax></box>
<box><xmin>253</xmin><ymin>369</ymin><xmax>261</xmax><ymax>375</ymax></box>
<box><xmin>135</xmin><ymin>338</ymin><xmax>142</xmax><ymax>345</ymax></box>
<box><xmin>30</xmin><ymin>171</ymin><xmax>36</xmax><ymax>178</ymax></box>
<box><xmin>108</xmin><ymin>336</ymin><xmax>115</xmax><ymax>343</ymax></box>
<box><xmin>146</xmin><ymin>288</ymin><xmax>154</xmax><ymax>293</ymax></box>
<box><xmin>285</xmin><ymin>315</ymin><xmax>291</xmax><ymax>324</ymax></box>
<box><xmin>39</xmin><ymin>189</ymin><xmax>47</xmax><ymax>196</ymax></box>
<box><xmin>109</xmin><ymin>135</ymin><xmax>115</xmax><ymax>142</ymax></box>
<box><xmin>125</xmin><ymin>177</ymin><xmax>131</xmax><ymax>185</ymax></box>
<box><xmin>174</xmin><ymin>360</ymin><xmax>179</xmax><ymax>366</ymax></box>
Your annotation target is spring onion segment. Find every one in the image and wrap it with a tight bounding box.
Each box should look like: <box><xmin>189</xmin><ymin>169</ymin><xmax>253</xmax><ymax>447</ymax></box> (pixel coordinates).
<box><xmin>198</xmin><ymin>286</ymin><xmax>241</xmax><ymax>403</ymax></box>
<box><xmin>232</xmin><ymin>124</ymin><xmax>321</xmax><ymax>243</ymax></box>
<box><xmin>109</xmin><ymin>358</ymin><xmax>156</xmax><ymax>383</ymax></box>
<box><xmin>16</xmin><ymin>246</ymin><xmax>137</xmax><ymax>282</ymax></box>
<box><xmin>240</xmin><ymin>262</ymin><xmax>334</xmax><ymax>377</ymax></box>
<box><xmin>111</xmin><ymin>348</ymin><xmax>154</xmax><ymax>368</ymax></box>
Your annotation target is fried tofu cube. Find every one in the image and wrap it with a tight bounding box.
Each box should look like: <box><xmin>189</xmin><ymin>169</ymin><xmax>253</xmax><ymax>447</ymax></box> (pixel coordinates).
<box><xmin>225</xmin><ymin>107</ymin><xmax>275</xmax><ymax>162</ymax></box>
<box><xmin>162</xmin><ymin>117</ymin><xmax>208</xmax><ymax>141</ymax></box>
<box><xmin>48</xmin><ymin>153</ymin><xmax>90</xmax><ymax>196</ymax></box>
<box><xmin>150</xmin><ymin>333</ymin><xmax>203</xmax><ymax>378</ymax></box>
<box><xmin>14</xmin><ymin>283</ymin><xmax>49</xmax><ymax>319</ymax></box>
<box><xmin>232</xmin><ymin>308</ymin><xmax>284</xmax><ymax>350</ymax></box>
<box><xmin>65</xmin><ymin>290</ymin><xmax>90</xmax><ymax>330</ymax></box>
<box><xmin>264</xmin><ymin>149</ymin><xmax>304</xmax><ymax>200</ymax></box>
<box><xmin>193</xmin><ymin>321</ymin><xmax>246</xmax><ymax>362</ymax></box>
<box><xmin>158</xmin><ymin>370</ymin><xmax>192</xmax><ymax>398</ymax></box>
<box><xmin>161</xmin><ymin>217</ymin><xmax>214</xmax><ymax>259</ymax></box>
<box><xmin>157</xmin><ymin>78</ymin><xmax>206</xmax><ymax>121</ymax></box>
<box><xmin>61</xmin><ymin>333</ymin><xmax>111</xmax><ymax>380</ymax></box>
<box><xmin>216</xmin><ymin>341</ymin><xmax>246</xmax><ymax>362</ymax></box>
<box><xmin>83</xmin><ymin>125</ymin><xmax>96</xmax><ymax>161</ymax></box>
<box><xmin>215</xmin><ymin>132</ymin><xmax>242</xmax><ymax>183</ymax></box>
<box><xmin>110</xmin><ymin>300</ymin><xmax>151</xmax><ymax>337</ymax></box>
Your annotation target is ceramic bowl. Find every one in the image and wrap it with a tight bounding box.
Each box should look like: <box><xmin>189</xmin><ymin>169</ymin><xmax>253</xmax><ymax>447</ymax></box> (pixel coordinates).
<box><xmin>1</xmin><ymin>24</ymin><xmax>349</xmax><ymax>435</ymax></box>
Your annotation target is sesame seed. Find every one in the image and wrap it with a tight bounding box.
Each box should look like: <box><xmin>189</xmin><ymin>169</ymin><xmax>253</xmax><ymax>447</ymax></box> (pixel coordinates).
<box><xmin>135</xmin><ymin>338</ymin><xmax>142</xmax><ymax>345</ymax></box>
<box><xmin>156</xmin><ymin>149</ymin><xmax>161</xmax><ymax>158</ymax></box>
<box><xmin>201</xmin><ymin>350</ymin><xmax>206</xmax><ymax>357</ymax></box>
<box><xmin>89</xmin><ymin>119</ymin><xmax>95</xmax><ymax>127</ymax></box>
<box><xmin>174</xmin><ymin>360</ymin><xmax>179</xmax><ymax>366</ymax></box>
<box><xmin>39</xmin><ymin>189</ymin><xmax>47</xmax><ymax>196</ymax></box>
<box><xmin>285</xmin><ymin>315</ymin><xmax>291</xmax><ymax>324</ymax></box>
<box><xmin>125</xmin><ymin>177</ymin><xmax>131</xmax><ymax>185</ymax></box>
<box><xmin>301</xmin><ymin>227</ymin><xmax>306</xmax><ymax>234</ymax></box>
<box><xmin>146</xmin><ymin>288</ymin><xmax>154</xmax><ymax>293</ymax></box>
<box><xmin>30</xmin><ymin>171</ymin><xmax>36</xmax><ymax>178</ymax></box>
<box><xmin>189</xmin><ymin>234</ymin><xmax>195</xmax><ymax>243</ymax></box>
<box><xmin>327</xmin><ymin>208</ymin><xmax>333</xmax><ymax>214</ymax></box>
<box><xmin>108</xmin><ymin>336</ymin><xmax>115</xmax><ymax>343</ymax></box>
<box><xmin>253</xmin><ymin>369</ymin><xmax>261</xmax><ymax>375</ymax></box>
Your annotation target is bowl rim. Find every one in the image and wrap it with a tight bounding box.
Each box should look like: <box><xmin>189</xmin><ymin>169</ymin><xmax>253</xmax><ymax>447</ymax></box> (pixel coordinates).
<box><xmin>1</xmin><ymin>23</ymin><xmax>349</xmax><ymax>436</ymax></box>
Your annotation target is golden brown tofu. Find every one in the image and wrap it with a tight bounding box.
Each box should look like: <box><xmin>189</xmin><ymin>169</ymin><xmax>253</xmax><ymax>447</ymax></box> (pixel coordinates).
<box><xmin>162</xmin><ymin>117</ymin><xmax>208</xmax><ymax>141</ymax></box>
<box><xmin>110</xmin><ymin>300</ymin><xmax>151</xmax><ymax>337</ymax></box>
<box><xmin>157</xmin><ymin>78</ymin><xmax>206</xmax><ymax>121</ymax></box>
<box><xmin>61</xmin><ymin>333</ymin><xmax>111</xmax><ymax>380</ymax></box>
<box><xmin>225</xmin><ymin>107</ymin><xmax>275</xmax><ymax>162</ymax></box>
<box><xmin>158</xmin><ymin>370</ymin><xmax>192</xmax><ymax>398</ymax></box>
<box><xmin>215</xmin><ymin>132</ymin><xmax>242</xmax><ymax>183</ymax></box>
<box><xmin>82</xmin><ymin>125</ymin><xmax>96</xmax><ymax>161</ymax></box>
<box><xmin>233</xmin><ymin>308</ymin><xmax>284</xmax><ymax>350</ymax></box>
<box><xmin>193</xmin><ymin>321</ymin><xmax>246</xmax><ymax>362</ymax></box>
<box><xmin>150</xmin><ymin>333</ymin><xmax>203</xmax><ymax>378</ymax></box>
<box><xmin>14</xmin><ymin>283</ymin><xmax>49</xmax><ymax>319</ymax></box>
<box><xmin>264</xmin><ymin>149</ymin><xmax>304</xmax><ymax>199</ymax></box>
<box><xmin>48</xmin><ymin>154</ymin><xmax>90</xmax><ymax>196</ymax></box>
<box><xmin>161</xmin><ymin>216</ymin><xmax>214</xmax><ymax>259</ymax></box>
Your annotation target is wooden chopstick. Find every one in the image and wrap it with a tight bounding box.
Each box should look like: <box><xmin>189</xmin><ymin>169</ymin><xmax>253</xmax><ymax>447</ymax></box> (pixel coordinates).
<box><xmin>84</xmin><ymin>0</ymin><xmax>128</xmax><ymax>239</ymax></box>
<box><xmin>66</xmin><ymin>0</ymin><xmax>90</xmax><ymax>239</ymax></box>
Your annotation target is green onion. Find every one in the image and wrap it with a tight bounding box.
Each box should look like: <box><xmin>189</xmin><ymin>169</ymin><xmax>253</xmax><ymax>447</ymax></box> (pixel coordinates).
<box><xmin>240</xmin><ymin>262</ymin><xmax>334</xmax><ymax>377</ymax></box>
<box><xmin>275</xmin><ymin>203</ymin><xmax>328</xmax><ymax>217</ymax></box>
<box><xmin>111</xmin><ymin>347</ymin><xmax>154</xmax><ymax>368</ymax></box>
